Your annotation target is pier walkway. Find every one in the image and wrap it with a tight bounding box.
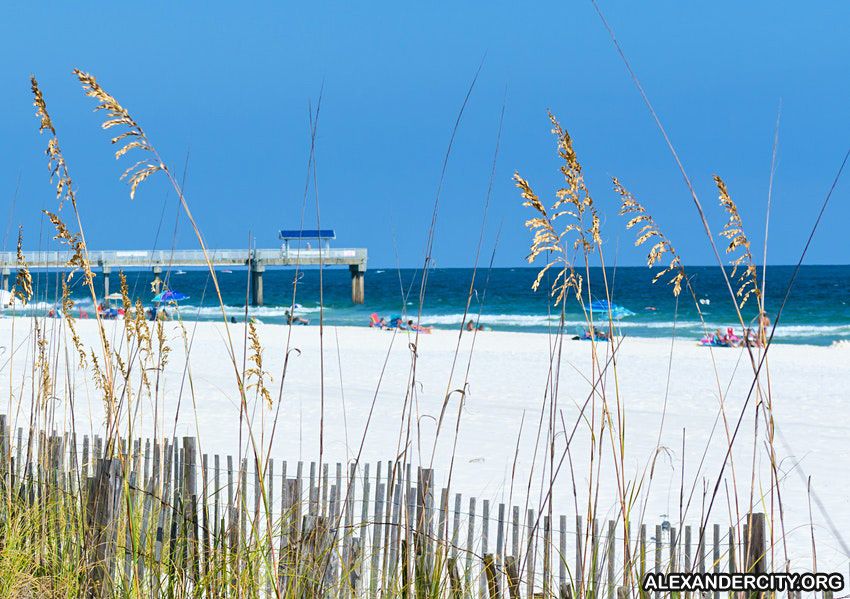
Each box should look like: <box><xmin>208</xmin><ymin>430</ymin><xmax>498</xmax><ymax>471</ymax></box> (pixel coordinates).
<box><xmin>0</xmin><ymin>247</ymin><xmax>368</xmax><ymax>305</ymax></box>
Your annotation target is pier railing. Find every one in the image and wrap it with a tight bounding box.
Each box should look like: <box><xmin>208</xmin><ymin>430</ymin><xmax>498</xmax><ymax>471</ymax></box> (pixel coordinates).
<box><xmin>0</xmin><ymin>248</ymin><xmax>367</xmax><ymax>269</ymax></box>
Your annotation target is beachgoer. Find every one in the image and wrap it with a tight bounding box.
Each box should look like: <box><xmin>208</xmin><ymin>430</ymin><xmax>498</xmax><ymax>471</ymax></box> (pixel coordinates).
<box><xmin>755</xmin><ymin>311</ymin><xmax>771</xmax><ymax>345</ymax></box>
<box><xmin>714</xmin><ymin>328</ymin><xmax>729</xmax><ymax>346</ymax></box>
<box><xmin>466</xmin><ymin>320</ymin><xmax>474</xmax><ymax>331</ymax></box>
<box><xmin>724</xmin><ymin>327</ymin><xmax>742</xmax><ymax>347</ymax></box>
<box><xmin>286</xmin><ymin>310</ymin><xmax>308</xmax><ymax>325</ymax></box>
<box><xmin>378</xmin><ymin>317</ymin><xmax>387</xmax><ymax>329</ymax></box>
<box><xmin>230</xmin><ymin>316</ymin><xmax>237</xmax><ymax>323</ymax></box>
<box><xmin>407</xmin><ymin>319</ymin><xmax>433</xmax><ymax>333</ymax></box>
<box><xmin>48</xmin><ymin>307</ymin><xmax>55</xmax><ymax>318</ymax></box>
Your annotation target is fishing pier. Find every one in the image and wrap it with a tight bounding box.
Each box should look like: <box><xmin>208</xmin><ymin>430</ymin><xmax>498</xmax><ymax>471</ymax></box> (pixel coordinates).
<box><xmin>0</xmin><ymin>243</ymin><xmax>368</xmax><ymax>306</ymax></box>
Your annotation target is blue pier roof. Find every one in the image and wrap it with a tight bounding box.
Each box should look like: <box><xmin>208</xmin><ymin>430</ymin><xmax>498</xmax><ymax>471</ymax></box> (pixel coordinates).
<box><xmin>278</xmin><ymin>229</ymin><xmax>336</xmax><ymax>240</ymax></box>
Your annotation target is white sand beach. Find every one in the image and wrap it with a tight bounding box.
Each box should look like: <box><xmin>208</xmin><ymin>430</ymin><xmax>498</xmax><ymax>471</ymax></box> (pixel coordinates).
<box><xmin>1</xmin><ymin>316</ymin><xmax>847</xmax><ymax>570</ymax></box>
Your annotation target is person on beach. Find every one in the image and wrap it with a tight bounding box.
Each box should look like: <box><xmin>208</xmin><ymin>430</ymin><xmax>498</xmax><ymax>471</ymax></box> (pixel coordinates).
<box><xmin>466</xmin><ymin>319</ymin><xmax>474</xmax><ymax>331</ymax></box>
<box><xmin>750</xmin><ymin>311</ymin><xmax>770</xmax><ymax>345</ymax></box>
<box><xmin>369</xmin><ymin>313</ymin><xmax>389</xmax><ymax>329</ymax></box>
<box><xmin>725</xmin><ymin>327</ymin><xmax>742</xmax><ymax>347</ymax></box>
<box><xmin>714</xmin><ymin>328</ymin><xmax>730</xmax><ymax>346</ymax></box>
<box><xmin>407</xmin><ymin>319</ymin><xmax>433</xmax><ymax>333</ymax></box>
<box><xmin>285</xmin><ymin>310</ymin><xmax>309</xmax><ymax>325</ymax></box>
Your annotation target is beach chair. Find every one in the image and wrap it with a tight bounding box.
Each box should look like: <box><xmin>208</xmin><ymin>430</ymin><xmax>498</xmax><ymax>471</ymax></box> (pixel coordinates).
<box><xmin>369</xmin><ymin>313</ymin><xmax>381</xmax><ymax>327</ymax></box>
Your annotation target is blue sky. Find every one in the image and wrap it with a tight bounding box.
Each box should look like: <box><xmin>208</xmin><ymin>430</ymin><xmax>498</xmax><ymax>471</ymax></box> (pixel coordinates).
<box><xmin>1</xmin><ymin>1</ymin><xmax>849</xmax><ymax>268</ymax></box>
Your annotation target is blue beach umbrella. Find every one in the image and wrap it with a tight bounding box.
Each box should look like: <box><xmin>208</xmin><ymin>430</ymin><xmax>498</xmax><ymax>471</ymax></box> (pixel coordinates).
<box><xmin>588</xmin><ymin>299</ymin><xmax>635</xmax><ymax>320</ymax></box>
<box><xmin>152</xmin><ymin>290</ymin><xmax>189</xmax><ymax>303</ymax></box>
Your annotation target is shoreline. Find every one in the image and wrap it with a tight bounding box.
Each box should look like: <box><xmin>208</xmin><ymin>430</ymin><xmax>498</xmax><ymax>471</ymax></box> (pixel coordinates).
<box><xmin>2</xmin><ymin>311</ymin><xmax>847</xmax><ymax>349</ymax></box>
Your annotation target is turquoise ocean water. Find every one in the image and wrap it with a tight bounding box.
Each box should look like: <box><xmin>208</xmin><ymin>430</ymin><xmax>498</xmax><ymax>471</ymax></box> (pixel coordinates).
<box><xmin>14</xmin><ymin>265</ymin><xmax>850</xmax><ymax>346</ymax></box>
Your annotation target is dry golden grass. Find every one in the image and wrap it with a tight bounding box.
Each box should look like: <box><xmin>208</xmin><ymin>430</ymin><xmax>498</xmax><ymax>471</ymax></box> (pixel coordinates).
<box><xmin>715</xmin><ymin>175</ymin><xmax>761</xmax><ymax>309</ymax></box>
<box><xmin>246</xmin><ymin>321</ymin><xmax>273</xmax><ymax>409</ymax></box>
<box><xmin>31</xmin><ymin>76</ymin><xmax>72</xmax><ymax>211</ymax></box>
<box><xmin>43</xmin><ymin>211</ymin><xmax>90</xmax><ymax>284</ymax></box>
<box><xmin>614</xmin><ymin>177</ymin><xmax>685</xmax><ymax>296</ymax></box>
<box><xmin>74</xmin><ymin>70</ymin><xmax>163</xmax><ymax>199</ymax></box>
<box><xmin>514</xmin><ymin>112</ymin><xmax>602</xmax><ymax>305</ymax></box>
<box><xmin>12</xmin><ymin>228</ymin><xmax>32</xmax><ymax>305</ymax></box>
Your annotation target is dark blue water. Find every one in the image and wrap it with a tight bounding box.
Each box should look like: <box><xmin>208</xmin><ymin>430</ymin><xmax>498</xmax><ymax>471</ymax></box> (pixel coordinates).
<box><xmin>19</xmin><ymin>265</ymin><xmax>850</xmax><ymax>346</ymax></box>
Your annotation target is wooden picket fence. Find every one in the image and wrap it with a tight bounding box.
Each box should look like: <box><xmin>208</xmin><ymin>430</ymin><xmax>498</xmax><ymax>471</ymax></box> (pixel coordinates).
<box><xmin>0</xmin><ymin>414</ymin><xmax>796</xmax><ymax>598</ymax></box>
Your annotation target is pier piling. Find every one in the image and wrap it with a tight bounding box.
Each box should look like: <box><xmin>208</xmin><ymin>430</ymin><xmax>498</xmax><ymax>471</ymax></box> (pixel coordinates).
<box><xmin>102</xmin><ymin>265</ymin><xmax>112</xmax><ymax>298</ymax></box>
<box><xmin>251</xmin><ymin>261</ymin><xmax>265</xmax><ymax>307</ymax></box>
<box><xmin>350</xmin><ymin>264</ymin><xmax>365</xmax><ymax>304</ymax></box>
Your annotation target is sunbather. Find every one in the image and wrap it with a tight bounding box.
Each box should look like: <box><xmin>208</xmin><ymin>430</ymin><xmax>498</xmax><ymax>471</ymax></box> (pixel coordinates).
<box><xmin>407</xmin><ymin>319</ymin><xmax>433</xmax><ymax>333</ymax></box>
<box><xmin>285</xmin><ymin>310</ymin><xmax>309</xmax><ymax>325</ymax></box>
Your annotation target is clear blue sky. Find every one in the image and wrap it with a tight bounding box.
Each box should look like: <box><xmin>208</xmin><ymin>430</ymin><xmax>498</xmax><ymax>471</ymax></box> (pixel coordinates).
<box><xmin>1</xmin><ymin>2</ymin><xmax>849</xmax><ymax>268</ymax></box>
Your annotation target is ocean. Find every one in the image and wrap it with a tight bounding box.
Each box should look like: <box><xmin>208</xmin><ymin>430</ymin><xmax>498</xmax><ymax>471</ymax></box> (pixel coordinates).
<box><xmin>15</xmin><ymin>264</ymin><xmax>850</xmax><ymax>346</ymax></box>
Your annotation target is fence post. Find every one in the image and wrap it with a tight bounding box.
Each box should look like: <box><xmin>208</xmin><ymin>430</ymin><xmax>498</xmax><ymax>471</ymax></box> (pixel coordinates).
<box><xmin>505</xmin><ymin>555</ymin><xmax>521</xmax><ymax>599</ymax></box>
<box><xmin>653</xmin><ymin>524</ymin><xmax>661</xmax><ymax>599</ymax></box>
<box><xmin>745</xmin><ymin>513</ymin><xmax>766</xmax><ymax>599</ymax></box>
<box><xmin>447</xmin><ymin>555</ymin><xmax>463</xmax><ymax>599</ymax></box>
<box><xmin>607</xmin><ymin>520</ymin><xmax>615</xmax><ymax>599</ymax></box>
<box><xmin>639</xmin><ymin>524</ymin><xmax>646</xmax><ymax>599</ymax></box>
<box><xmin>527</xmin><ymin>509</ymin><xmax>536</xmax><ymax>599</ymax></box>
<box><xmin>713</xmin><ymin>524</ymin><xmax>720</xmax><ymax>599</ymax></box>
<box><xmin>182</xmin><ymin>437</ymin><xmax>197</xmax><ymax>585</ymax></box>
<box><xmin>484</xmin><ymin>553</ymin><xmax>501</xmax><ymax>599</ymax></box>
<box><xmin>86</xmin><ymin>458</ymin><xmax>123</xmax><ymax>598</ymax></box>
<box><xmin>0</xmin><ymin>415</ymin><xmax>6</xmax><ymax>496</ymax></box>
<box><xmin>416</xmin><ymin>468</ymin><xmax>434</xmax><ymax>598</ymax></box>
<box><xmin>577</xmin><ymin>516</ymin><xmax>584</xmax><ymax>597</ymax></box>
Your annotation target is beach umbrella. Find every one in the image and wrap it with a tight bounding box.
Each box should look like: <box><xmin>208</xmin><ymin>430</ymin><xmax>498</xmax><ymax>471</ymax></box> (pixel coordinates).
<box><xmin>152</xmin><ymin>290</ymin><xmax>189</xmax><ymax>303</ymax></box>
<box><xmin>589</xmin><ymin>299</ymin><xmax>635</xmax><ymax>320</ymax></box>
<box><xmin>104</xmin><ymin>292</ymin><xmax>124</xmax><ymax>301</ymax></box>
